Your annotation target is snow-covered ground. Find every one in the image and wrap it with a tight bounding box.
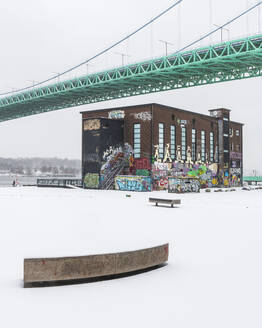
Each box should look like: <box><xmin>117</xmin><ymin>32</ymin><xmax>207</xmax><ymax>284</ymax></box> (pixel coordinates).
<box><xmin>0</xmin><ymin>186</ymin><xmax>262</xmax><ymax>328</ymax></box>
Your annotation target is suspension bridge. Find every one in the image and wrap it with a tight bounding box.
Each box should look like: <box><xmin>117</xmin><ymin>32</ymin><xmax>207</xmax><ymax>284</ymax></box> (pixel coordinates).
<box><xmin>1</xmin><ymin>2</ymin><xmax>262</xmax><ymax>123</ymax></box>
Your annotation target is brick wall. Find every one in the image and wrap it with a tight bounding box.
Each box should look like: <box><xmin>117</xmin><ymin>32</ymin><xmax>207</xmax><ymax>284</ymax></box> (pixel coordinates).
<box><xmin>81</xmin><ymin>103</ymin><xmax>243</xmax><ymax>165</ymax></box>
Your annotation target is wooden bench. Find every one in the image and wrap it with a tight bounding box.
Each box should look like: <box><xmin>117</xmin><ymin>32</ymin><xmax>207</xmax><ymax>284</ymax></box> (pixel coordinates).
<box><xmin>149</xmin><ymin>198</ymin><xmax>181</xmax><ymax>208</ymax></box>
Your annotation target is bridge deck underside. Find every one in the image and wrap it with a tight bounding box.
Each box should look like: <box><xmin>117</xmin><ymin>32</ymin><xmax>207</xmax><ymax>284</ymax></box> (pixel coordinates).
<box><xmin>1</xmin><ymin>35</ymin><xmax>262</xmax><ymax>122</ymax></box>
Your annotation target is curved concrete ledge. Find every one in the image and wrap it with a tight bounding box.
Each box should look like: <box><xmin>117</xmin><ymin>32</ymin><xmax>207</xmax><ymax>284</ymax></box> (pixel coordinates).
<box><xmin>24</xmin><ymin>244</ymin><xmax>169</xmax><ymax>287</ymax></box>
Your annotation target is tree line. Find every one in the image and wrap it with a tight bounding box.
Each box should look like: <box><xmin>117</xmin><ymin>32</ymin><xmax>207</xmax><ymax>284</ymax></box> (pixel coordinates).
<box><xmin>0</xmin><ymin>157</ymin><xmax>81</xmax><ymax>176</ymax></box>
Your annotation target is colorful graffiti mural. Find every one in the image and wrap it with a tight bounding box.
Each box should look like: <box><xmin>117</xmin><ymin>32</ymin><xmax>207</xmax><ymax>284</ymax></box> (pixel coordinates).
<box><xmin>101</xmin><ymin>143</ymin><xmax>133</xmax><ymax>177</ymax></box>
<box><xmin>84</xmin><ymin>173</ymin><xmax>100</xmax><ymax>189</ymax></box>
<box><xmin>136</xmin><ymin>169</ymin><xmax>150</xmax><ymax>176</ymax></box>
<box><xmin>151</xmin><ymin>160</ymin><xmax>219</xmax><ymax>190</ymax></box>
<box><xmin>168</xmin><ymin>177</ymin><xmax>201</xmax><ymax>193</ymax></box>
<box><xmin>151</xmin><ymin>141</ymin><xmax>242</xmax><ymax>188</ymax></box>
<box><xmin>134</xmin><ymin>158</ymin><xmax>151</xmax><ymax>176</ymax></box>
<box><xmin>108</xmin><ymin>110</ymin><xmax>125</xmax><ymax>119</ymax></box>
<box><xmin>115</xmin><ymin>176</ymin><xmax>152</xmax><ymax>192</ymax></box>
<box><xmin>134</xmin><ymin>158</ymin><xmax>151</xmax><ymax>170</ymax></box>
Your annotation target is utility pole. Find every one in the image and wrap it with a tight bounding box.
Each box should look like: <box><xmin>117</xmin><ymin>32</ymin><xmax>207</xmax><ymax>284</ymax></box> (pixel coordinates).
<box><xmin>159</xmin><ymin>40</ymin><xmax>174</xmax><ymax>56</ymax></box>
<box><xmin>114</xmin><ymin>52</ymin><xmax>131</xmax><ymax>66</ymax></box>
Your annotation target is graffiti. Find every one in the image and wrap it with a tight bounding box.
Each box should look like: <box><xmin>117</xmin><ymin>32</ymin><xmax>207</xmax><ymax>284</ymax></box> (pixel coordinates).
<box><xmin>152</xmin><ymin>162</ymin><xmax>169</xmax><ymax>190</ymax></box>
<box><xmin>134</xmin><ymin>158</ymin><xmax>151</xmax><ymax>170</ymax></box>
<box><xmin>168</xmin><ymin>177</ymin><xmax>201</xmax><ymax>193</ymax></box>
<box><xmin>103</xmin><ymin>145</ymin><xmax>123</xmax><ymax>162</ymax></box>
<box><xmin>108</xmin><ymin>110</ymin><xmax>125</xmax><ymax>119</ymax></box>
<box><xmin>84</xmin><ymin>119</ymin><xmax>100</xmax><ymax>131</ymax></box>
<box><xmin>101</xmin><ymin>146</ymin><xmax>124</xmax><ymax>177</ymax></box>
<box><xmin>186</xmin><ymin>146</ymin><xmax>193</xmax><ymax>165</ymax></box>
<box><xmin>195</xmin><ymin>152</ymin><xmax>203</xmax><ymax>165</ymax></box>
<box><xmin>153</xmin><ymin>162</ymin><xmax>169</xmax><ymax>171</ymax></box>
<box><xmin>151</xmin><ymin>161</ymin><xmax>219</xmax><ymax>189</ymax></box>
<box><xmin>231</xmin><ymin>161</ymin><xmax>237</xmax><ymax>168</ymax></box>
<box><xmin>176</xmin><ymin>145</ymin><xmax>182</xmax><ymax>163</ymax></box>
<box><xmin>155</xmin><ymin>177</ymin><xmax>169</xmax><ymax>190</ymax></box>
<box><xmin>154</xmin><ymin>145</ymin><xmax>160</xmax><ymax>162</ymax></box>
<box><xmin>163</xmin><ymin>144</ymin><xmax>172</xmax><ymax>163</ymax></box>
<box><xmin>230</xmin><ymin>152</ymin><xmax>242</xmax><ymax>159</ymax></box>
<box><xmin>136</xmin><ymin>169</ymin><xmax>150</xmax><ymax>176</ymax></box>
<box><xmin>124</xmin><ymin>143</ymin><xmax>133</xmax><ymax>156</ymax></box>
<box><xmin>133</xmin><ymin>111</ymin><xmax>152</xmax><ymax>121</ymax></box>
<box><xmin>223</xmin><ymin>171</ymin><xmax>229</xmax><ymax>187</ymax></box>
<box><xmin>229</xmin><ymin>167</ymin><xmax>241</xmax><ymax>187</ymax></box>
<box><xmin>177</xmin><ymin>119</ymin><xmax>187</xmax><ymax>125</ymax></box>
<box><xmin>115</xmin><ymin>176</ymin><xmax>152</xmax><ymax>191</ymax></box>
<box><xmin>100</xmin><ymin>143</ymin><xmax>134</xmax><ymax>188</ymax></box>
<box><xmin>84</xmin><ymin>173</ymin><xmax>100</xmax><ymax>189</ymax></box>
<box><xmin>231</xmin><ymin>168</ymin><xmax>241</xmax><ymax>175</ymax></box>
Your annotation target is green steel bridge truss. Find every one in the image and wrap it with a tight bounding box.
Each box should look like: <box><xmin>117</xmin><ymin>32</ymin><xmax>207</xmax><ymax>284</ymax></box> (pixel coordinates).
<box><xmin>1</xmin><ymin>34</ymin><xmax>262</xmax><ymax>122</ymax></box>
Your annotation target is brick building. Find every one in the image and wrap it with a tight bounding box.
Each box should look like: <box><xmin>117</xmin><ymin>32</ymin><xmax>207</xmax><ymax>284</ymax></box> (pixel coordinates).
<box><xmin>81</xmin><ymin>103</ymin><xmax>243</xmax><ymax>190</ymax></box>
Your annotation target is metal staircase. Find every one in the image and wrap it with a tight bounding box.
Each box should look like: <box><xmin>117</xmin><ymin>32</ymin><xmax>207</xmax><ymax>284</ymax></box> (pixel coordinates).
<box><xmin>100</xmin><ymin>157</ymin><xmax>126</xmax><ymax>190</ymax></box>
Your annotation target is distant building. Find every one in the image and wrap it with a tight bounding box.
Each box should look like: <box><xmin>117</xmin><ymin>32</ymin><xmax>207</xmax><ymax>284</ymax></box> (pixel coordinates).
<box><xmin>80</xmin><ymin>103</ymin><xmax>243</xmax><ymax>190</ymax></box>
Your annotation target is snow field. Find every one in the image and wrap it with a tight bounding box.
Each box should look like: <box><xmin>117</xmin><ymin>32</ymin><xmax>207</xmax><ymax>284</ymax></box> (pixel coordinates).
<box><xmin>0</xmin><ymin>187</ymin><xmax>262</xmax><ymax>328</ymax></box>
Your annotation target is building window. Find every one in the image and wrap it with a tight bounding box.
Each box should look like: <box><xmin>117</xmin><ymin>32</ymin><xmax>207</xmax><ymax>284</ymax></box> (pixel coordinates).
<box><xmin>210</xmin><ymin>132</ymin><xmax>214</xmax><ymax>162</ymax></box>
<box><xmin>231</xmin><ymin>143</ymin><xmax>234</xmax><ymax>151</ymax></box>
<box><xmin>133</xmin><ymin>123</ymin><xmax>141</xmax><ymax>158</ymax></box>
<box><xmin>192</xmin><ymin>129</ymin><xmax>196</xmax><ymax>161</ymax></box>
<box><xmin>201</xmin><ymin>130</ymin><xmax>206</xmax><ymax>162</ymax></box>
<box><xmin>229</xmin><ymin>128</ymin><xmax>233</xmax><ymax>137</ymax></box>
<box><xmin>159</xmin><ymin>123</ymin><xmax>164</xmax><ymax>158</ymax></box>
<box><xmin>181</xmin><ymin>126</ymin><xmax>187</xmax><ymax>160</ymax></box>
<box><xmin>236</xmin><ymin>130</ymin><xmax>240</xmax><ymax>136</ymax></box>
<box><xmin>236</xmin><ymin>144</ymin><xmax>240</xmax><ymax>152</ymax></box>
<box><xmin>170</xmin><ymin>125</ymin><xmax>176</xmax><ymax>160</ymax></box>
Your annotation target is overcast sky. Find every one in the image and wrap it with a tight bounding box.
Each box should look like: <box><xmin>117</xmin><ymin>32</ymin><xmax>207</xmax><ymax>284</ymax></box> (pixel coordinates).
<box><xmin>0</xmin><ymin>0</ymin><xmax>261</xmax><ymax>172</ymax></box>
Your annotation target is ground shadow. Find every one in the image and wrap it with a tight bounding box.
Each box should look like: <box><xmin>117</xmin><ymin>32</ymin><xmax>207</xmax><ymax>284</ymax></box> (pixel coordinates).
<box><xmin>24</xmin><ymin>263</ymin><xmax>168</xmax><ymax>288</ymax></box>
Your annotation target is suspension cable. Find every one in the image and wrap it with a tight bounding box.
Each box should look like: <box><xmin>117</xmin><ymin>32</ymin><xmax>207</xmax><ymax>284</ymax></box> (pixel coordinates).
<box><xmin>0</xmin><ymin>0</ymin><xmax>183</xmax><ymax>96</ymax></box>
<box><xmin>175</xmin><ymin>0</ymin><xmax>262</xmax><ymax>55</ymax></box>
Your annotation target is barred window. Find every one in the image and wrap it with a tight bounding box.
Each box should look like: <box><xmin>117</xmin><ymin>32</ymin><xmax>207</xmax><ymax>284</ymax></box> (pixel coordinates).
<box><xmin>159</xmin><ymin>123</ymin><xmax>164</xmax><ymax>158</ymax></box>
<box><xmin>170</xmin><ymin>125</ymin><xmax>176</xmax><ymax>160</ymax></box>
<box><xmin>133</xmin><ymin>123</ymin><xmax>141</xmax><ymax>158</ymax></box>
<box><xmin>210</xmin><ymin>132</ymin><xmax>214</xmax><ymax>162</ymax></box>
<box><xmin>201</xmin><ymin>130</ymin><xmax>206</xmax><ymax>162</ymax></box>
<box><xmin>181</xmin><ymin>126</ymin><xmax>187</xmax><ymax>160</ymax></box>
<box><xmin>192</xmin><ymin>129</ymin><xmax>196</xmax><ymax>161</ymax></box>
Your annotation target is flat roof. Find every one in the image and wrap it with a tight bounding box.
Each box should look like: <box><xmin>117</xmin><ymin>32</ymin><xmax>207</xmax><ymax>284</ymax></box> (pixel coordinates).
<box><xmin>80</xmin><ymin>103</ymin><xmax>243</xmax><ymax>125</ymax></box>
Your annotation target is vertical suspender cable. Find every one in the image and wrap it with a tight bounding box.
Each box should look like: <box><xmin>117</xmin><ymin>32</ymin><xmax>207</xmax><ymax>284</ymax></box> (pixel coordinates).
<box><xmin>178</xmin><ymin>4</ymin><xmax>182</xmax><ymax>49</ymax></box>
<box><xmin>150</xmin><ymin>18</ymin><xmax>154</xmax><ymax>58</ymax></box>
<box><xmin>258</xmin><ymin>0</ymin><xmax>261</xmax><ymax>32</ymax></box>
<box><xmin>246</xmin><ymin>0</ymin><xmax>250</xmax><ymax>35</ymax></box>
<box><xmin>209</xmin><ymin>0</ymin><xmax>213</xmax><ymax>44</ymax></box>
<box><xmin>0</xmin><ymin>0</ymin><xmax>183</xmax><ymax>96</ymax></box>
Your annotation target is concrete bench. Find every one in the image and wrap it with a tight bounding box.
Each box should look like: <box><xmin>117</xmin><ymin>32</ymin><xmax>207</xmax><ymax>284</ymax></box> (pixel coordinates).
<box><xmin>24</xmin><ymin>244</ymin><xmax>169</xmax><ymax>287</ymax></box>
<box><xmin>149</xmin><ymin>197</ymin><xmax>181</xmax><ymax>208</ymax></box>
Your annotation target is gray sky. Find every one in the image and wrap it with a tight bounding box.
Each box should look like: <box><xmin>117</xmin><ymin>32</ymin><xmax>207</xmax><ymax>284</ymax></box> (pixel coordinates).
<box><xmin>0</xmin><ymin>0</ymin><xmax>261</xmax><ymax>172</ymax></box>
